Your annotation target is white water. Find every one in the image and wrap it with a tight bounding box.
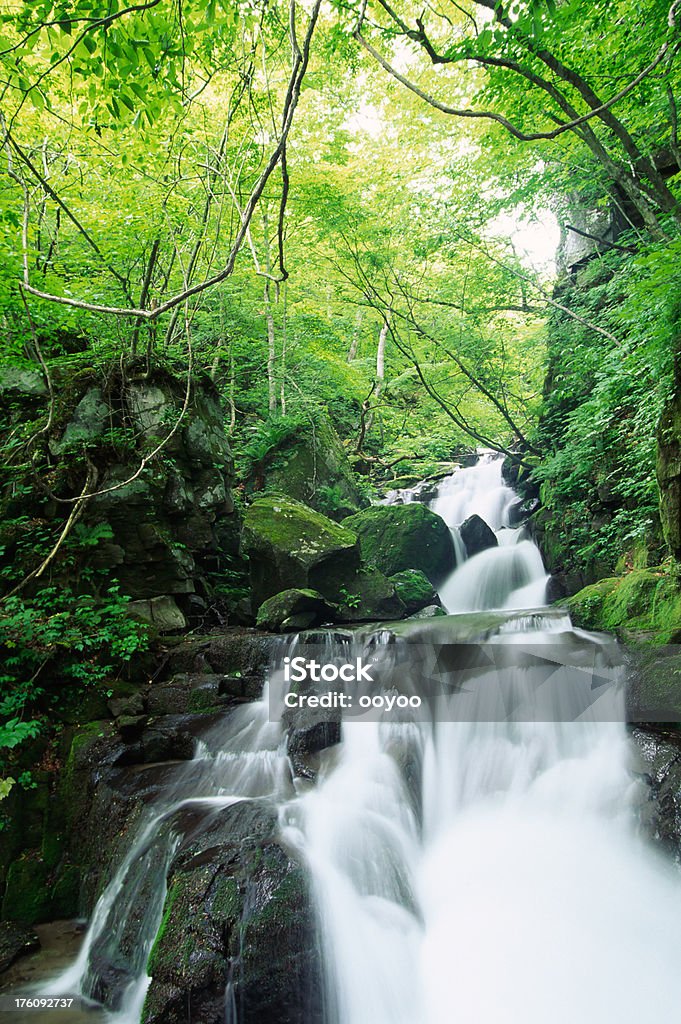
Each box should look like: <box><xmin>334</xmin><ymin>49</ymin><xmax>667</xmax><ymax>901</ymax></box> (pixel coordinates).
<box><xmin>430</xmin><ymin>453</ymin><xmax>549</xmax><ymax>612</ymax></box>
<box><xmin>45</xmin><ymin>455</ymin><xmax>681</xmax><ymax>1023</ymax></box>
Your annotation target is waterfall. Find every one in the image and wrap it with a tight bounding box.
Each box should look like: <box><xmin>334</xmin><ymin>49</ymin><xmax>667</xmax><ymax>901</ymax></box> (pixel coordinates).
<box><xmin>43</xmin><ymin>454</ymin><xmax>681</xmax><ymax>1023</ymax></box>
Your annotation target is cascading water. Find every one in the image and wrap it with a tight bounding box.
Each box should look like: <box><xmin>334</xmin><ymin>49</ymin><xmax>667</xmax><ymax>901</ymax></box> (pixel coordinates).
<box><xmin>429</xmin><ymin>453</ymin><xmax>550</xmax><ymax>612</ymax></box>
<box><xmin>41</xmin><ymin>454</ymin><xmax>681</xmax><ymax>1024</ymax></box>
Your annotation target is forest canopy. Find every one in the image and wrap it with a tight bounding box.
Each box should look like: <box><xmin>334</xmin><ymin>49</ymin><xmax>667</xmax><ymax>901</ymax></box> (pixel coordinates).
<box><xmin>0</xmin><ymin>0</ymin><xmax>679</xmax><ymax>534</ymax></box>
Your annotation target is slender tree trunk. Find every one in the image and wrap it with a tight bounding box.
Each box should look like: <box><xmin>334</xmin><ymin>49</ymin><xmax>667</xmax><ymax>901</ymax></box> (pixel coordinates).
<box><xmin>262</xmin><ymin>208</ymin><xmax>278</xmax><ymax>414</ymax></box>
<box><xmin>347</xmin><ymin>308</ymin><xmax>363</xmax><ymax>362</ymax></box>
<box><xmin>280</xmin><ymin>281</ymin><xmax>287</xmax><ymax>415</ymax></box>
<box><xmin>366</xmin><ymin>319</ymin><xmax>388</xmax><ymax>432</ymax></box>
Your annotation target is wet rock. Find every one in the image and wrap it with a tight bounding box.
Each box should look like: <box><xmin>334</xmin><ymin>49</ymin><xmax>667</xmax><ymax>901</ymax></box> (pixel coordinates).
<box><xmin>287</xmin><ymin>718</ymin><xmax>342</xmax><ymax>779</ymax></box>
<box><xmin>459</xmin><ymin>514</ymin><xmax>498</xmax><ymax>557</ymax></box>
<box><xmin>256</xmin><ymin>588</ymin><xmax>337</xmax><ymax>632</ymax></box>
<box><xmin>114</xmin><ymin>719</ymin><xmax>197</xmax><ymax>765</ymax></box>
<box><xmin>630</xmin><ymin>727</ymin><xmax>681</xmax><ymax>859</ymax></box>
<box><xmin>407</xmin><ymin>603</ymin><xmax>447</xmax><ymax>619</ymax></box>
<box><xmin>508</xmin><ymin>498</ymin><xmax>540</xmax><ymax>526</ymax></box>
<box><xmin>389</xmin><ymin>569</ymin><xmax>438</xmax><ymax>614</ymax></box>
<box><xmin>501</xmin><ymin>454</ymin><xmax>521</xmax><ymax>488</ymax></box>
<box><xmin>0</xmin><ymin>921</ymin><xmax>40</xmax><ymax>972</ymax></box>
<box><xmin>128</xmin><ymin>595</ymin><xmax>188</xmax><ymax>633</ymax></box>
<box><xmin>342</xmin><ymin>503</ymin><xmax>454</xmax><ymax>583</ymax></box>
<box><xmin>142</xmin><ymin>800</ymin><xmax>324</xmax><ymax>1024</ymax></box>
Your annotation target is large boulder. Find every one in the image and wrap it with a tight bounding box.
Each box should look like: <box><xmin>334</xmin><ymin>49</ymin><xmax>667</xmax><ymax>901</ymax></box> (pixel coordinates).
<box><xmin>252</xmin><ymin>411</ymin><xmax>368</xmax><ymax>520</ymax></box>
<box><xmin>142</xmin><ymin>800</ymin><xmax>324</xmax><ymax>1024</ymax></box>
<box><xmin>335</xmin><ymin>566</ymin><xmax>405</xmax><ymax>622</ymax></box>
<box><xmin>342</xmin><ymin>504</ymin><xmax>454</xmax><ymax>583</ymax></box>
<box><xmin>243</xmin><ymin>498</ymin><xmax>405</xmax><ymax>624</ymax></box>
<box><xmin>242</xmin><ymin>495</ymin><xmax>360</xmax><ymax>608</ymax></box>
<box><xmin>0</xmin><ymin>365</ymin><xmax>242</xmax><ymax>619</ymax></box>
<box><xmin>460</xmin><ymin>514</ymin><xmax>498</xmax><ymax>557</ymax></box>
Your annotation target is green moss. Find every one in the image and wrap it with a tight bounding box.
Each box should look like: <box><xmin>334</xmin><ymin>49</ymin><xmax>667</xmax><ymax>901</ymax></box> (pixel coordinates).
<box><xmin>51</xmin><ymin>864</ymin><xmax>81</xmax><ymax>918</ymax></box>
<box><xmin>210</xmin><ymin>876</ymin><xmax>240</xmax><ymax>920</ymax></box>
<box><xmin>342</xmin><ymin>504</ymin><xmax>453</xmax><ymax>582</ymax></box>
<box><xmin>244</xmin><ymin>495</ymin><xmax>357</xmax><ymax>555</ymax></box>
<box><xmin>389</xmin><ymin>569</ymin><xmax>437</xmax><ymax>612</ymax></box>
<box><xmin>244</xmin><ymin>869</ymin><xmax>305</xmax><ymax>933</ymax></box>
<box><xmin>255</xmin><ymin>588</ymin><xmax>335</xmax><ymax>630</ymax></box>
<box><xmin>146</xmin><ymin>879</ymin><xmax>180</xmax><ymax>976</ymax></box>
<box><xmin>566</xmin><ymin>567</ymin><xmax>681</xmax><ymax>643</ymax></box>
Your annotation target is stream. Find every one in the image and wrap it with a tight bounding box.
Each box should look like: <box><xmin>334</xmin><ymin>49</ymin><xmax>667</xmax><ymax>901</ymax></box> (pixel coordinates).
<box><xmin>29</xmin><ymin>454</ymin><xmax>681</xmax><ymax>1022</ymax></box>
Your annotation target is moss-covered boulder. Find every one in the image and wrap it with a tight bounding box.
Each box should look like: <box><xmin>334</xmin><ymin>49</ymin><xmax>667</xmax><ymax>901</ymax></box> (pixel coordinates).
<box><xmin>388</xmin><ymin>570</ymin><xmax>438</xmax><ymax>614</ymax></box>
<box><xmin>242</xmin><ymin>495</ymin><xmax>361</xmax><ymax>607</ymax></box>
<box><xmin>142</xmin><ymin>800</ymin><xmax>323</xmax><ymax>1024</ymax></box>
<box><xmin>252</xmin><ymin>411</ymin><xmax>368</xmax><ymax>520</ymax></box>
<box><xmin>565</xmin><ymin>567</ymin><xmax>681</xmax><ymax>643</ymax></box>
<box><xmin>256</xmin><ymin>588</ymin><xmax>337</xmax><ymax>632</ymax></box>
<box><xmin>335</xmin><ymin>566</ymin><xmax>405</xmax><ymax>622</ymax></box>
<box><xmin>342</xmin><ymin>503</ymin><xmax>454</xmax><ymax>583</ymax></box>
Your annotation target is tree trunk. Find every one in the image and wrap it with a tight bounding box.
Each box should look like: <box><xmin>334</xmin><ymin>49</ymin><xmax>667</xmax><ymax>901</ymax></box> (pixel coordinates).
<box><xmin>366</xmin><ymin>319</ymin><xmax>388</xmax><ymax>432</ymax></box>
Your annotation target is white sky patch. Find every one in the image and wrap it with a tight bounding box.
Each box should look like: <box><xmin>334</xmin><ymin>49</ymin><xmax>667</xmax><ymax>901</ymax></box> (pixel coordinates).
<box><xmin>344</xmin><ymin>98</ymin><xmax>385</xmax><ymax>140</ymax></box>
<box><xmin>490</xmin><ymin>209</ymin><xmax>561</xmax><ymax>276</ymax></box>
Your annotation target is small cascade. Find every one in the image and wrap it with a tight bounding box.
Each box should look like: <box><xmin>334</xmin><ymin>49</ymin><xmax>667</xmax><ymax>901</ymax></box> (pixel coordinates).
<box><xmin>44</xmin><ymin>651</ymin><xmax>297</xmax><ymax>1021</ymax></box>
<box><xmin>425</xmin><ymin>453</ymin><xmax>548</xmax><ymax>612</ymax></box>
<box><xmin>429</xmin><ymin>454</ymin><xmax>517</xmax><ymax>531</ymax></box>
<box><xmin>439</xmin><ymin>540</ymin><xmax>547</xmax><ymax>612</ymax></box>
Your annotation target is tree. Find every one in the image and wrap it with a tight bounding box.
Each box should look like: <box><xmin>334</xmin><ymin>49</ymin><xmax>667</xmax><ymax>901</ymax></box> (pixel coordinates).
<box><xmin>350</xmin><ymin>0</ymin><xmax>681</xmax><ymax>234</ymax></box>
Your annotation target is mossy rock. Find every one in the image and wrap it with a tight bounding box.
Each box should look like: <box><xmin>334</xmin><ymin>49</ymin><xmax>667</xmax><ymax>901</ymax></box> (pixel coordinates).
<box><xmin>342</xmin><ymin>503</ymin><xmax>454</xmax><ymax>583</ymax></box>
<box><xmin>256</xmin><ymin>411</ymin><xmax>369</xmax><ymax>520</ymax></box>
<box><xmin>142</xmin><ymin>800</ymin><xmax>323</xmax><ymax>1024</ymax></box>
<box><xmin>657</xmin><ymin>391</ymin><xmax>681</xmax><ymax>560</ymax></box>
<box><xmin>50</xmin><ymin>864</ymin><xmax>81</xmax><ymax>918</ymax></box>
<box><xmin>242</xmin><ymin>495</ymin><xmax>360</xmax><ymax>607</ymax></box>
<box><xmin>566</xmin><ymin>567</ymin><xmax>681</xmax><ymax>643</ymax></box>
<box><xmin>627</xmin><ymin>649</ymin><xmax>681</xmax><ymax>723</ymax></box>
<box><xmin>389</xmin><ymin>569</ymin><xmax>438</xmax><ymax>614</ymax></box>
<box><xmin>256</xmin><ymin>588</ymin><xmax>337</xmax><ymax>632</ymax></box>
<box><xmin>335</xmin><ymin>566</ymin><xmax>406</xmax><ymax>622</ymax></box>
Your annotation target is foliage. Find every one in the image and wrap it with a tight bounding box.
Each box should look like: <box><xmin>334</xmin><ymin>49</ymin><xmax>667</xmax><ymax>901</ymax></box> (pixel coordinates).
<box><xmin>534</xmin><ymin>235</ymin><xmax>680</xmax><ymax>576</ymax></box>
<box><xmin>0</xmin><ymin>582</ymin><xmax>148</xmax><ymax>792</ymax></box>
